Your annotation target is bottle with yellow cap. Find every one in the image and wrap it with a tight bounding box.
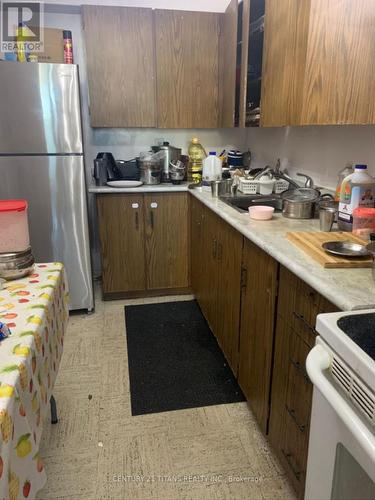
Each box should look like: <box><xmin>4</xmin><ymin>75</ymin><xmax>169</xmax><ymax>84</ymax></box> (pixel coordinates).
<box><xmin>188</xmin><ymin>138</ymin><xmax>207</xmax><ymax>183</ymax></box>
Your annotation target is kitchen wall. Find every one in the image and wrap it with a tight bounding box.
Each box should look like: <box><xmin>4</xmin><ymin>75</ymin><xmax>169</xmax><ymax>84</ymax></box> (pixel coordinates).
<box><xmin>246</xmin><ymin>126</ymin><xmax>375</xmax><ymax>190</ymax></box>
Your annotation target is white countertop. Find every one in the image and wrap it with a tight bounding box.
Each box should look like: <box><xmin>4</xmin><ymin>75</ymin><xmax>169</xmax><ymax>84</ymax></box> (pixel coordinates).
<box><xmin>90</xmin><ymin>183</ymin><xmax>375</xmax><ymax>311</ymax></box>
<box><xmin>89</xmin><ymin>183</ymin><xmax>189</xmax><ymax>193</ymax></box>
<box><xmin>190</xmin><ymin>188</ymin><xmax>375</xmax><ymax>312</ymax></box>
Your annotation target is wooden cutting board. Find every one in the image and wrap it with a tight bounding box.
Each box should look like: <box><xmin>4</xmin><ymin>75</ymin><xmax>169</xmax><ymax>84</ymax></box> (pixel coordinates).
<box><xmin>286</xmin><ymin>231</ymin><xmax>373</xmax><ymax>268</ymax></box>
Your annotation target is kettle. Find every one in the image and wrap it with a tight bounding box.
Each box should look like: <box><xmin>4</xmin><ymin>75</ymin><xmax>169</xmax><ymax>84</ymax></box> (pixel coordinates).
<box><xmin>151</xmin><ymin>142</ymin><xmax>182</xmax><ymax>183</ymax></box>
<box><xmin>93</xmin><ymin>152</ymin><xmax>122</xmax><ymax>185</ymax></box>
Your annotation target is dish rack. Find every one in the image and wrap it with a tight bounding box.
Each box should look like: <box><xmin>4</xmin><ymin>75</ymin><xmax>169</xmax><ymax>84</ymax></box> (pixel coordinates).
<box><xmin>238</xmin><ymin>178</ymin><xmax>289</xmax><ymax>194</ymax></box>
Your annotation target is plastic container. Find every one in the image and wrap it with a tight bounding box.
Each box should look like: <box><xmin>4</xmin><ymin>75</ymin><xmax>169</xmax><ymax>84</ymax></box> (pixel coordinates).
<box><xmin>248</xmin><ymin>206</ymin><xmax>274</xmax><ymax>220</ymax></box>
<box><xmin>352</xmin><ymin>207</ymin><xmax>375</xmax><ymax>239</ymax></box>
<box><xmin>258</xmin><ymin>176</ymin><xmax>275</xmax><ymax>195</ymax></box>
<box><xmin>188</xmin><ymin>138</ymin><xmax>206</xmax><ymax>184</ymax></box>
<box><xmin>0</xmin><ymin>200</ymin><xmax>30</xmax><ymax>252</ymax></box>
<box><xmin>202</xmin><ymin>152</ymin><xmax>222</xmax><ymax>184</ymax></box>
<box><xmin>338</xmin><ymin>164</ymin><xmax>375</xmax><ymax>231</ymax></box>
<box><xmin>335</xmin><ymin>162</ymin><xmax>354</xmax><ymax>201</ymax></box>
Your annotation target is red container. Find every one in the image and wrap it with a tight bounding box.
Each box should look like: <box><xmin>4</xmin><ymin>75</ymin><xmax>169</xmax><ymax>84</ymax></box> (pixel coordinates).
<box><xmin>352</xmin><ymin>207</ymin><xmax>375</xmax><ymax>239</ymax></box>
<box><xmin>0</xmin><ymin>200</ymin><xmax>30</xmax><ymax>252</ymax></box>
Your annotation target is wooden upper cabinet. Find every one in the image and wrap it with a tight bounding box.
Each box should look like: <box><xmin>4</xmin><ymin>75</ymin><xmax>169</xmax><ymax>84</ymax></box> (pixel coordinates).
<box><xmin>219</xmin><ymin>0</ymin><xmax>238</xmax><ymax>127</ymax></box>
<box><xmin>82</xmin><ymin>6</ymin><xmax>156</xmax><ymax>127</ymax></box>
<box><xmin>300</xmin><ymin>0</ymin><xmax>375</xmax><ymax>125</ymax></box>
<box><xmin>261</xmin><ymin>0</ymin><xmax>310</xmax><ymax>127</ymax></box>
<box><xmin>155</xmin><ymin>10</ymin><xmax>220</xmax><ymax>128</ymax></box>
<box><xmin>261</xmin><ymin>0</ymin><xmax>375</xmax><ymax>126</ymax></box>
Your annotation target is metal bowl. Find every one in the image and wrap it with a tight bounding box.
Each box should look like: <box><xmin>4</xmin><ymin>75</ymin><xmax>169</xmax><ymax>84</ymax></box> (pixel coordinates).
<box><xmin>322</xmin><ymin>241</ymin><xmax>370</xmax><ymax>258</ymax></box>
<box><xmin>0</xmin><ymin>247</ymin><xmax>35</xmax><ymax>280</ymax></box>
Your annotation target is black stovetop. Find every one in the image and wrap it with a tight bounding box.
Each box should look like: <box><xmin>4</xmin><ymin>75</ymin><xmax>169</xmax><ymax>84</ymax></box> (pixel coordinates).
<box><xmin>337</xmin><ymin>313</ymin><xmax>375</xmax><ymax>361</ymax></box>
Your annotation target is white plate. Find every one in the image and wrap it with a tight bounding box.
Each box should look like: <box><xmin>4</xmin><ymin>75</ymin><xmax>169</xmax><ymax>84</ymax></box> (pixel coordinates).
<box><xmin>107</xmin><ymin>181</ymin><xmax>143</xmax><ymax>188</ymax></box>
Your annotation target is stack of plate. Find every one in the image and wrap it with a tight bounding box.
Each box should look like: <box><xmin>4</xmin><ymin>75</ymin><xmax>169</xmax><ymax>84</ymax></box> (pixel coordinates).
<box><xmin>0</xmin><ymin>247</ymin><xmax>35</xmax><ymax>280</ymax></box>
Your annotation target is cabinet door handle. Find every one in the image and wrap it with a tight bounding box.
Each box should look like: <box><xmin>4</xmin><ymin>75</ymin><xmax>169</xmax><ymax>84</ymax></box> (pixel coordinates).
<box><xmin>150</xmin><ymin>211</ymin><xmax>154</xmax><ymax>230</ymax></box>
<box><xmin>289</xmin><ymin>356</ymin><xmax>309</xmax><ymax>382</ymax></box>
<box><xmin>285</xmin><ymin>404</ymin><xmax>306</xmax><ymax>433</ymax></box>
<box><xmin>240</xmin><ymin>266</ymin><xmax>248</xmax><ymax>289</ymax></box>
<box><xmin>217</xmin><ymin>242</ymin><xmax>223</xmax><ymax>261</ymax></box>
<box><xmin>281</xmin><ymin>449</ymin><xmax>302</xmax><ymax>481</ymax></box>
<box><xmin>135</xmin><ymin>211</ymin><xmax>139</xmax><ymax>230</ymax></box>
<box><xmin>212</xmin><ymin>239</ymin><xmax>218</xmax><ymax>259</ymax></box>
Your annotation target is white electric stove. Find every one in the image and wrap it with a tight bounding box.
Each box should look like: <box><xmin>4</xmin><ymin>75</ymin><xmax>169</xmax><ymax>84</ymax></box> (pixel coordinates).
<box><xmin>305</xmin><ymin>309</ymin><xmax>375</xmax><ymax>500</ymax></box>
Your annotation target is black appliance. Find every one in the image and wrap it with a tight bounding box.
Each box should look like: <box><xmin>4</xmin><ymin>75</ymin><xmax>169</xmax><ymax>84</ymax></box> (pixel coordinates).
<box><xmin>93</xmin><ymin>153</ymin><xmax>140</xmax><ymax>186</ymax></box>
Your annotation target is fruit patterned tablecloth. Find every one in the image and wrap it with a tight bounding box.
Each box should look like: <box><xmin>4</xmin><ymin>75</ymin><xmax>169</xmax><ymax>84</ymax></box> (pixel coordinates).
<box><xmin>0</xmin><ymin>263</ymin><xmax>69</xmax><ymax>500</ymax></box>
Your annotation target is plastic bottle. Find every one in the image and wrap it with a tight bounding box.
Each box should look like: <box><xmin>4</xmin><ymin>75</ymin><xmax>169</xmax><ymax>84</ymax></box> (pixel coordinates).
<box><xmin>334</xmin><ymin>162</ymin><xmax>354</xmax><ymax>201</ymax></box>
<box><xmin>338</xmin><ymin>164</ymin><xmax>375</xmax><ymax>231</ymax></box>
<box><xmin>202</xmin><ymin>152</ymin><xmax>222</xmax><ymax>184</ymax></box>
<box><xmin>63</xmin><ymin>30</ymin><xmax>74</xmax><ymax>64</ymax></box>
<box><xmin>188</xmin><ymin>138</ymin><xmax>206</xmax><ymax>183</ymax></box>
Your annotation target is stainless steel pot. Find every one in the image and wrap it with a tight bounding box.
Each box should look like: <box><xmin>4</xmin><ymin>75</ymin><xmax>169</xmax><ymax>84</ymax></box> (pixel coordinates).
<box><xmin>281</xmin><ymin>188</ymin><xmax>321</xmax><ymax>219</ymax></box>
<box><xmin>138</xmin><ymin>159</ymin><xmax>162</xmax><ymax>185</ymax></box>
<box><xmin>151</xmin><ymin>142</ymin><xmax>182</xmax><ymax>183</ymax></box>
<box><xmin>0</xmin><ymin>247</ymin><xmax>35</xmax><ymax>280</ymax></box>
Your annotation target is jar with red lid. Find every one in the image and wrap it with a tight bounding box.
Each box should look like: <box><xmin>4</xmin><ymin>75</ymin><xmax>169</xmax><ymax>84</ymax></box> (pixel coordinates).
<box><xmin>0</xmin><ymin>200</ymin><xmax>30</xmax><ymax>252</ymax></box>
<box><xmin>352</xmin><ymin>206</ymin><xmax>375</xmax><ymax>239</ymax></box>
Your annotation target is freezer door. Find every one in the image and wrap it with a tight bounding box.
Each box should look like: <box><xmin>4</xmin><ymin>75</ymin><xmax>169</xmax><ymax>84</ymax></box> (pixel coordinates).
<box><xmin>0</xmin><ymin>62</ymin><xmax>82</xmax><ymax>154</ymax></box>
<box><xmin>0</xmin><ymin>155</ymin><xmax>93</xmax><ymax>311</ymax></box>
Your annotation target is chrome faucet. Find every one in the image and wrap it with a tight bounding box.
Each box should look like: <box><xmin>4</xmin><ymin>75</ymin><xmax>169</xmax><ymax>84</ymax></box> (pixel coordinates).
<box><xmin>254</xmin><ymin>159</ymin><xmax>315</xmax><ymax>190</ymax></box>
<box><xmin>254</xmin><ymin>160</ymin><xmax>300</xmax><ymax>189</ymax></box>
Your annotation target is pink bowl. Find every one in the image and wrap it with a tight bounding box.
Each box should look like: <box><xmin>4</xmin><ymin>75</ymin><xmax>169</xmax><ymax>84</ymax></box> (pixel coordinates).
<box><xmin>248</xmin><ymin>205</ymin><xmax>275</xmax><ymax>220</ymax></box>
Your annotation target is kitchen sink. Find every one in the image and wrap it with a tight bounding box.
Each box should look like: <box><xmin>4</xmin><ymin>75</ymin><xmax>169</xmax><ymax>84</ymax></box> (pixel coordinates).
<box><xmin>220</xmin><ymin>193</ymin><xmax>283</xmax><ymax>213</ymax></box>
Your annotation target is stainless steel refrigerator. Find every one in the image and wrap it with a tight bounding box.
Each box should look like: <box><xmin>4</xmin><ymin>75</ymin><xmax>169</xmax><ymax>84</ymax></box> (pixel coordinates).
<box><xmin>0</xmin><ymin>62</ymin><xmax>94</xmax><ymax>311</ymax></box>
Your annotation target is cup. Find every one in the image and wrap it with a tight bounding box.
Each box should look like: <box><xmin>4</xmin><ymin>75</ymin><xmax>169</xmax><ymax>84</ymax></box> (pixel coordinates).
<box><xmin>210</xmin><ymin>180</ymin><xmax>221</xmax><ymax>197</ymax></box>
<box><xmin>319</xmin><ymin>206</ymin><xmax>337</xmax><ymax>231</ymax></box>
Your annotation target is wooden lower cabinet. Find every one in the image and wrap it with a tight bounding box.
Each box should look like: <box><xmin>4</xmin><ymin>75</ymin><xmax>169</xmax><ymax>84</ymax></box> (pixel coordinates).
<box><xmin>215</xmin><ymin>218</ymin><xmax>243</xmax><ymax>374</ymax></box>
<box><xmin>185</xmin><ymin>196</ymin><xmax>346</xmax><ymax>497</ymax></box>
<box><xmin>144</xmin><ymin>193</ymin><xmax>189</xmax><ymax>290</ymax></box>
<box><xmin>191</xmin><ymin>198</ymin><xmax>242</xmax><ymax>374</ymax></box>
<box><xmin>97</xmin><ymin>194</ymin><xmax>146</xmax><ymax>295</ymax></box>
<box><xmin>238</xmin><ymin>239</ymin><xmax>278</xmax><ymax>434</ymax></box>
<box><xmin>268</xmin><ymin>266</ymin><xmax>339</xmax><ymax>498</ymax></box>
<box><xmin>97</xmin><ymin>193</ymin><xmax>189</xmax><ymax>298</ymax></box>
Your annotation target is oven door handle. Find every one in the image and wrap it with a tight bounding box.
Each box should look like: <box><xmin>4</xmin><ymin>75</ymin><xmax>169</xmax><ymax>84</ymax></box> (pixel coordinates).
<box><xmin>306</xmin><ymin>344</ymin><xmax>375</xmax><ymax>461</ymax></box>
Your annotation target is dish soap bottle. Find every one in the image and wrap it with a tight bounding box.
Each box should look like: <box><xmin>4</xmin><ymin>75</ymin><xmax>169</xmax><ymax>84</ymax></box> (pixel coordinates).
<box><xmin>335</xmin><ymin>162</ymin><xmax>354</xmax><ymax>201</ymax></box>
<box><xmin>338</xmin><ymin>164</ymin><xmax>375</xmax><ymax>231</ymax></box>
<box><xmin>188</xmin><ymin>138</ymin><xmax>206</xmax><ymax>184</ymax></box>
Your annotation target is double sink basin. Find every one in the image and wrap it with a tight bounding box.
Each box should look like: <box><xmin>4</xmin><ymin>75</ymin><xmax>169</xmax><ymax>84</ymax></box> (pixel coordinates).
<box><xmin>220</xmin><ymin>193</ymin><xmax>283</xmax><ymax>213</ymax></box>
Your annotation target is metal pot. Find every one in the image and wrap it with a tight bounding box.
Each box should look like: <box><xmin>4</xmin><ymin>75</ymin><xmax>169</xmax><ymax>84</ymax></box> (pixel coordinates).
<box><xmin>151</xmin><ymin>142</ymin><xmax>181</xmax><ymax>183</ymax></box>
<box><xmin>0</xmin><ymin>247</ymin><xmax>35</xmax><ymax>280</ymax></box>
<box><xmin>138</xmin><ymin>159</ymin><xmax>161</xmax><ymax>185</ymax></box>
<box><xmin>281</xmin><ymin>188</ymin><xmax>321</xmax><ymax>219</ymax></box>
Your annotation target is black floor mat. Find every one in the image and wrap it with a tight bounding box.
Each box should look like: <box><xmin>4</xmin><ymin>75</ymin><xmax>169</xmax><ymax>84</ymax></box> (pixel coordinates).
<box><xmin>125</xmin><ymin>300</ymin><xmax>245</xmax><ymax>416</ymax></box>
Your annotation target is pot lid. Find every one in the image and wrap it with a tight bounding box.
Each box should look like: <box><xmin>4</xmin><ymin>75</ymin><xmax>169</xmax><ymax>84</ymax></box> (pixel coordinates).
<box><xmin>281</xmin><ymin>187</ymin><xmax>320</xmax><ymax>202</ymax></box>
<box><xmin>0</xmin><ymin>200</ymin><xmax>27</xmax><ymax>212</ymax></box>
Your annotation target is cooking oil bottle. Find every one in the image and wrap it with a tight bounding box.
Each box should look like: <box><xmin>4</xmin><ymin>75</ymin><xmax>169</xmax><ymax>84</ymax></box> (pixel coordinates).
<box><xmin>188</xmin><ymin>138</ymin><xmax>206</xmax><ymax>183</ymax></box>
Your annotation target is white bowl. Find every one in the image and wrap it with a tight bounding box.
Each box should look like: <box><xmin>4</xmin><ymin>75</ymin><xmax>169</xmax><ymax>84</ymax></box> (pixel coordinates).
<box><xmin>248</xmin><ymin>205</ymin><xmax>275</xmax><ymax>220</ymax></box>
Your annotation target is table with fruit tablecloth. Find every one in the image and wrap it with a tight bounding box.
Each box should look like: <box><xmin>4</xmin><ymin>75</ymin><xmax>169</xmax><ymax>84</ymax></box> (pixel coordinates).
<box><xmin>0</xmin><ymin>263</ymin><xmax>69</xmax><ymax>500</ymax></box>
